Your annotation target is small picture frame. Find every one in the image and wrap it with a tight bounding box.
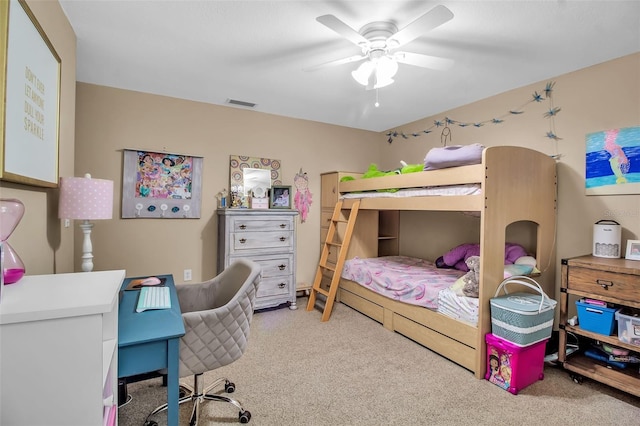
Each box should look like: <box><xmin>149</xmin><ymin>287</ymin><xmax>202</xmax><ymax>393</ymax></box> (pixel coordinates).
<box><xmin>270</xmin><ymin>185</ymin><xmax>291</xmax><ymax>209</ymax></box>
<box><xmin>625</xmin><ymin>240</ymin><xmax>640</xmax><ymax>261</ymax></box>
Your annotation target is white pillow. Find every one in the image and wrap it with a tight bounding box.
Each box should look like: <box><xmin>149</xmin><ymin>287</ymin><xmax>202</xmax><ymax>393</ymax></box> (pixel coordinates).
<box><xmin>515</xmin><ymin>256</ymin><xmax>537</xmax><ymax>266</ymax></box>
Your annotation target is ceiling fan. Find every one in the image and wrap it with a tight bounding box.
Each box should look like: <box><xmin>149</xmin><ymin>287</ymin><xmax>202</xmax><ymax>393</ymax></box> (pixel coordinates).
<box><xmin>305</xmin><ymin>4</ymin><xmax>455</xmax><ymax>90</ymax></box>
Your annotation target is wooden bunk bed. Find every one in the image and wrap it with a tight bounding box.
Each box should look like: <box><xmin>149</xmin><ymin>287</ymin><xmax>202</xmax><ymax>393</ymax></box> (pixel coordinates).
<box><xmin>333</xmin><ymin>146</ymin><xmax>557</xmax><ymax>379</ymax></box>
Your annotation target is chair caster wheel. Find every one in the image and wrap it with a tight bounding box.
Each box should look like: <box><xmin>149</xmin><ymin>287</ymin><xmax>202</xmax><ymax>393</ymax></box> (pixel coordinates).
<box><xmin>144</xmin><ymin>421</ymin><xmax>158</xmax><ymax>426</ymax></box>
<box><xmin>225</xmin><ymin>381</ymin><xmax>236</xmax><ymax>393</ymax></box>
<box><xmin>179</xmin><ymin>385</ymin><xmax>190</xmax><ymax>398</ymax></box>
<box><xmin>570</xmin><ymin>373</ymin><xmax>583</xmax><ymax>384</ymax></box>
<box><xmin>239</xmin><ymin>410</ymin><xmax>251</xmax><ymax>423</ymax></box>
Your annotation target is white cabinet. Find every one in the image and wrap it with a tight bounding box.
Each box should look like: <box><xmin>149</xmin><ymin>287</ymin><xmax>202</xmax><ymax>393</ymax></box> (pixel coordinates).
<box><xmin>0</xmin><ymin>270</ymin><xmax>125</xmax><ymax>426</ymax></box>
<box><xmin>217</xmin><ymin>209</ymin><xmax>298</xmax><ymax>310</ymax></box>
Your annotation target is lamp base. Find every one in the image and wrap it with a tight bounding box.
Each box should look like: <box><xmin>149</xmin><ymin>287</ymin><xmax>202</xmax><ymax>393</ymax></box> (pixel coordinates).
<box><xmin>79</xmin><ymin>220</ymin><xmax>94</xmax><ymax>272</ymax></box>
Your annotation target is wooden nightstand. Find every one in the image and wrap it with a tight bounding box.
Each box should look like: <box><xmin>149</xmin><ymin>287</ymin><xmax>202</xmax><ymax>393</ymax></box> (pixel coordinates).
<box><xmin>559</xmin><ymin>255</ymin><xmax>640</xmax><ymax>396</ymax></box>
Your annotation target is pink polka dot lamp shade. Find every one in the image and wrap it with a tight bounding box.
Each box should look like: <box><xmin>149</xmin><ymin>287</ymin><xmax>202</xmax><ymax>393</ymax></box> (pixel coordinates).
<box><xmin>58</xmin><ymin>174</ymin><xmax>114</xmax><ymax>220</ymax></box>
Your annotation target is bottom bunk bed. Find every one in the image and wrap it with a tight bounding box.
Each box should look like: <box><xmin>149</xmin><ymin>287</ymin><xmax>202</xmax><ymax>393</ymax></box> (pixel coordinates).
<box><xmin>336</xmin><ymin>254</ymin><xmax>538</xmax><ymax>374</ymax></box>
<box><xmin>338</xmin><ymin>278</ymin><xmax>479</xmax><ymax>371</ymax></box>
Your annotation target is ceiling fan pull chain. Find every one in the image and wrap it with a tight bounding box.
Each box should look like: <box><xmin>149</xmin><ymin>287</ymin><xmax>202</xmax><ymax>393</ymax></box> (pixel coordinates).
<box><xmin>441</xmin><ymin>125</ymin><xmax>451</xmax><ymax>146</ymax></box>
<box><xmin>375</xmin><ymin>89</ymin><xmax>380</xmax><ymax>107</ymax></box>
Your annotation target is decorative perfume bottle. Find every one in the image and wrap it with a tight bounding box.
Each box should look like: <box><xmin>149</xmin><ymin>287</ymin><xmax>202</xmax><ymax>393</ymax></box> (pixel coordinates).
<box><xmin>1</xmin><ymin>199</ymin><xmax>26</xmax><ymax>284</ymax></box>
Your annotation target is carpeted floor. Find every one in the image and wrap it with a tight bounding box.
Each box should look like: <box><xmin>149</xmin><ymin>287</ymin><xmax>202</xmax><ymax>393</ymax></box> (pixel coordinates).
<box><xmin>119</xmin><ymin>297</ymin><xmax>639</xmax><ymax>426</ymax></box>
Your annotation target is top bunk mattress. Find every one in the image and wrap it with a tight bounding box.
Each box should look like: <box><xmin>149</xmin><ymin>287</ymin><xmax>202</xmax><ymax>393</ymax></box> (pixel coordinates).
<box><xmin>341</xmin><ymin>184</ymin><xmax>481</xmax><ymax>199</ymax></box>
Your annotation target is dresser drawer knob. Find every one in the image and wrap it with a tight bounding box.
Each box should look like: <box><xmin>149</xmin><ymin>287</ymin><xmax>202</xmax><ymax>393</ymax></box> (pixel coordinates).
<box><xmin>278</xmin><ymin>264</ymin><xmax>286</xmax><ymax>270</ymax></box>
<box><xmin>597</xmin><ymin>279</ymin><xmax>614</xmax><ymax>289</ymax></box>
<box><xmin>279</xmin><ymin>236</ymin><xmax>286</xmax><ymax>242</ymax></box>
<box><xmin>239</xmin><ymin>238</ymin><xmax>247</xmax><ymax>244</ymax></box>
<box><xmin>279</xmin><ymin>223</ymin><xmax>286</xmax><ymax>228</ymax></box>
<box><xmin>239</xmin><ymin>224</ymin><xmax>246</xmax><ymax>230</ymax></box>
<box><xmin>278</xmin><ymin>283</ymin><xmax>286</xmax><ymax>289</ymax></box>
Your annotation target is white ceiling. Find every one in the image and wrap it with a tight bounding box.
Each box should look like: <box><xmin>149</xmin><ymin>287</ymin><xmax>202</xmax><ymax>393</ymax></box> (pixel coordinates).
<box><xmin>59</xmin><ymin>1</ymin><xmax>640</xmax><ymax>132</ymax></box>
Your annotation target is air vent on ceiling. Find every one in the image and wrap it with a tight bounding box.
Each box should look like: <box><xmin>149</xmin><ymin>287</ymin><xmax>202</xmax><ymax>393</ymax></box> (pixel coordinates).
<box><xmin>226</xmin><ymin>98</ymin><xmax>257</xmax><ymax>108</ymax></box>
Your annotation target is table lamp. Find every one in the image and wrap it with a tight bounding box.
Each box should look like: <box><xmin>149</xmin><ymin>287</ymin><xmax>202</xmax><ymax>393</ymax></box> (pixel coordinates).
<box><xmin>58</xmin><ymin>173</ymin><xmax>114</xmax><ymax>272</ymax></box>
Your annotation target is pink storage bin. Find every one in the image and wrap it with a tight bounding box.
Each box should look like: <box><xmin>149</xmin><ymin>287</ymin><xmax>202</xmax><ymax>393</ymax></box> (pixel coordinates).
<box><xmin>485</xmin><ymin>333</ymin><xmax>547</xmax><ymax>395</ymax></box>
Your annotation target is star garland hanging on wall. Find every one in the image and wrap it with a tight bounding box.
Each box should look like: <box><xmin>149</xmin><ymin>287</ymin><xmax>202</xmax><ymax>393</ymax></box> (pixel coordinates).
<box><xmin>386</xmin><ymin>81</ymin><xmax>561</xmax><ymax>147</ymax></box>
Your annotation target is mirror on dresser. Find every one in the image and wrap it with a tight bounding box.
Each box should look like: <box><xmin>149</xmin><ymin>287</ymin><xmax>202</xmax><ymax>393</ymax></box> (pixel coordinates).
<box><xmin>242</xmin><ymin>168</ymin><xmax>271</xmax><ymax>197</ymax></box>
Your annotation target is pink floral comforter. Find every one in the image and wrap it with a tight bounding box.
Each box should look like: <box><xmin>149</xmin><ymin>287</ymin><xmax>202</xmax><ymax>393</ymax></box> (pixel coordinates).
<box><xmin>341</xmin><ymin>256</ymin><xmax>465</xmax><ymax>309</ymax></box>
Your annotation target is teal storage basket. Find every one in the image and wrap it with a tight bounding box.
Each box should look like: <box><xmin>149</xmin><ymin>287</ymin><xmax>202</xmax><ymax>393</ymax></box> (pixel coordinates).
<box><xmin>490</xmin><ymin>276</ymin><xmax>557</xmax><ymax>347</ymax></box>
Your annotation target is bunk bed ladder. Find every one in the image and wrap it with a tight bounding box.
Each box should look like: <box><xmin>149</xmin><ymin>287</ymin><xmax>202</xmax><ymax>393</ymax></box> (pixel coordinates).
<box><xmin>306</xmin><ymin>199</ymin><xmax>360</xmax><ymax>322</ymax></box>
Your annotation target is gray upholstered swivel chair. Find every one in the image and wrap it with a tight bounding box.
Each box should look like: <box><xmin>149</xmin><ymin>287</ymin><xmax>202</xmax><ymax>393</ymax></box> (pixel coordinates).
<box><xmin>144</xmin><ymin>259</ymin><xmax>261</xmax><ymax>426</ymax></box>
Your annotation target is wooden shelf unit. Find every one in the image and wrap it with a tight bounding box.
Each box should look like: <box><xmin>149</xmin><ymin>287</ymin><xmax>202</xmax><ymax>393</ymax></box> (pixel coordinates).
<box><xmin>559</xmin><ymin>255</ymin><xmax>640</xmax><ymax>397</ymax></box>
<box><xmin>378</xmin><ymin>210</ymin><xmax>399</xmax><ymax>257</ymax></box>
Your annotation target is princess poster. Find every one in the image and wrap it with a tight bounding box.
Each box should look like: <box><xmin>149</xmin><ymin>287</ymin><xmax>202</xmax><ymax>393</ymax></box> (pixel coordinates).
<box><xmin>122</xmin><ymin>149</ymin><xmax>203</xmax><ymax>218</ymax></box>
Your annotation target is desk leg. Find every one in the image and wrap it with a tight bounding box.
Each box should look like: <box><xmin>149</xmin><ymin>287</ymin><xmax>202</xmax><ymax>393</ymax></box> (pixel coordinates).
<box><xmin>167</xmin><ymin>337</ymin><xmax>180</xmax><ymax>426</ymax></box>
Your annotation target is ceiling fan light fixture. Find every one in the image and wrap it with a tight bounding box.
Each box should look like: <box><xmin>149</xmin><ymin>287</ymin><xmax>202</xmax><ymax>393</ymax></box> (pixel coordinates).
<box><xmin>313</xmin><ymin>6</ymin><xmax>455</xmax><ymax>90</ymax></box>
<box><xmin>351</xmin><ymin>60</ymin><xmax>375</xmax><ymax>86</ymax></box>
<box><xmin>373</xmin><ymin>74</ymin><xmax>394</xmax><ymax>89</ymax></box>
<box><xmin>352</xmin><ymin>56</ymin><xmax>398</xmax><ymax>88</ymax></box>
<box><xmin>376</xmin><ymin>56</ymin><xmax>398</xmax><ymax>78</ymax></box>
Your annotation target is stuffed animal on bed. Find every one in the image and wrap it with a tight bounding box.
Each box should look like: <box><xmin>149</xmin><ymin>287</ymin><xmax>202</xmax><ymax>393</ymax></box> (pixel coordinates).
<box><xmin>363</xmin><ymin>164</ymin><xmax>398</xmax><ymax>192</ymax></box>
<box><xmin>461</xmin><ymin>256</ymin><xmax>481</xmax><ymax>298</ymax></box>
<box><xmin>400</xmin><ymin>162</ymin><xmax>423</xmax><ymax>174</ymax></box>
<box><xmin>363</xmin><ymin>162</ymin><xmax>423</xmax><ymax>178</ymax></box>
<box><xmin>363</xmin><ymin>163</ymin><xmax>394</xmax><ymax>179</ymax></box>
<box><xmin>339</xmin><ymin>163</ymin><xmax>424</xmax><ymax>192</ymax></box>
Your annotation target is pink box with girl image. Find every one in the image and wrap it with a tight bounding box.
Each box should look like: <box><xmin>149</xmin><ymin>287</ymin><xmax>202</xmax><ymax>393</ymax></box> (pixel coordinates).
<box><xmin>485</xmin><ymin>333</ymin><xmax>547</xmax><ymax>395</ymax></box>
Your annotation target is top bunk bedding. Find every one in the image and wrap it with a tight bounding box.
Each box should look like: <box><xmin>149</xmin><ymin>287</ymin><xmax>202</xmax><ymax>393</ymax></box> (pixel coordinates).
<box><xmin>339</xmin><ymin>163</ymin><xmax>485</xmax><ymax>195</ymax></box>
<box><xmin>339</xmin><ymin>146</ymin><xmax>555</xmax><ymax>194</ymax></box>
<box><xmin>337</xmin><ymin>146</ymin><xmax>557</xmax><ymax>214</ymax></box>
<box><xmin>341</xmin><ymin>184</ymin><xmax>481</xmax><ymax>199</ymax></box>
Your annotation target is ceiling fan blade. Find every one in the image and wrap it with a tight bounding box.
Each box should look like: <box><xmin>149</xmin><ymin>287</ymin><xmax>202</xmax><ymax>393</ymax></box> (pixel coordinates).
<box><xmin>388</xmin><ymin>5</ymin><xmax>454</xmax><ymax>49</ymax></box>
<box><xmin>303</xmin><ymin>54</ymin><xmax>367</xmax><ymax>72</ymax></box>
<box><xmin>316</xmin><ymin>15</ymin><xmax>370</xmax><ymax>48</ymax></box>
<box><xmin>394</xmin><ymin>51</ymin><xmax>454</xmax><ymax>71</ymax></box>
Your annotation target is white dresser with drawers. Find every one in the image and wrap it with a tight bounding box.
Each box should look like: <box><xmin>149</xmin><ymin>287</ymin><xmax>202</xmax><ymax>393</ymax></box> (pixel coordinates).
<box><xmin>217</xmin><ymin>208</ymin><xmax>298</xmax><ymax>310</ymax></box>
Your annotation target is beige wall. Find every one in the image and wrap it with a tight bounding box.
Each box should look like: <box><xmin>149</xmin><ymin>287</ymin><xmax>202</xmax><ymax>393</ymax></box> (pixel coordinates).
<box><xmin>74</xmin><ymin>84</ymin><xmax>379</xmax><ymax>284</ymax></box>
<box><xmin>0</xmin><ymin>0</ymin><xmax>76</xmax><ymax>275</ymax></box>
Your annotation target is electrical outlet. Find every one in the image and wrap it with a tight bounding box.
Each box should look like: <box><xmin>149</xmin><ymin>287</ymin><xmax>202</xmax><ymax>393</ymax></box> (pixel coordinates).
<box><xmin>183</xmin><ymin>269</ymin><xmax>192</xmax><ymax>281</ymax></box>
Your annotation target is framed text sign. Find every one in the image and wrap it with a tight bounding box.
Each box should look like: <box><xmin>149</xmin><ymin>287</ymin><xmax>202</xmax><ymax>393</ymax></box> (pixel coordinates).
<box><xmin>121</xmin><ymin>149</ymin><xmax>203</xmax><ymax>219</ymax></box>
<box><xmin>0</xmin><ymin>0</ymin><xmax>61</xmax><ymax>187</ymax></box>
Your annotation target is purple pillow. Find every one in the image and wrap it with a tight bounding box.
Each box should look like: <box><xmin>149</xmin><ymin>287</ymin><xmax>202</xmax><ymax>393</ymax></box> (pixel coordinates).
<box><xmin>423</xmin><ymin>143</ymin><xmax>485</xmax><ymax>171</ymax></box>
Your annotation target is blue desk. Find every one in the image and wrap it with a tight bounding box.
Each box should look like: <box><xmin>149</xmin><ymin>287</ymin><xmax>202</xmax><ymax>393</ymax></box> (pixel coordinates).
<box><xmin>118</xmin><ymin>275</ymin><xmax>185</xmax><ymax>426</ymax></box>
